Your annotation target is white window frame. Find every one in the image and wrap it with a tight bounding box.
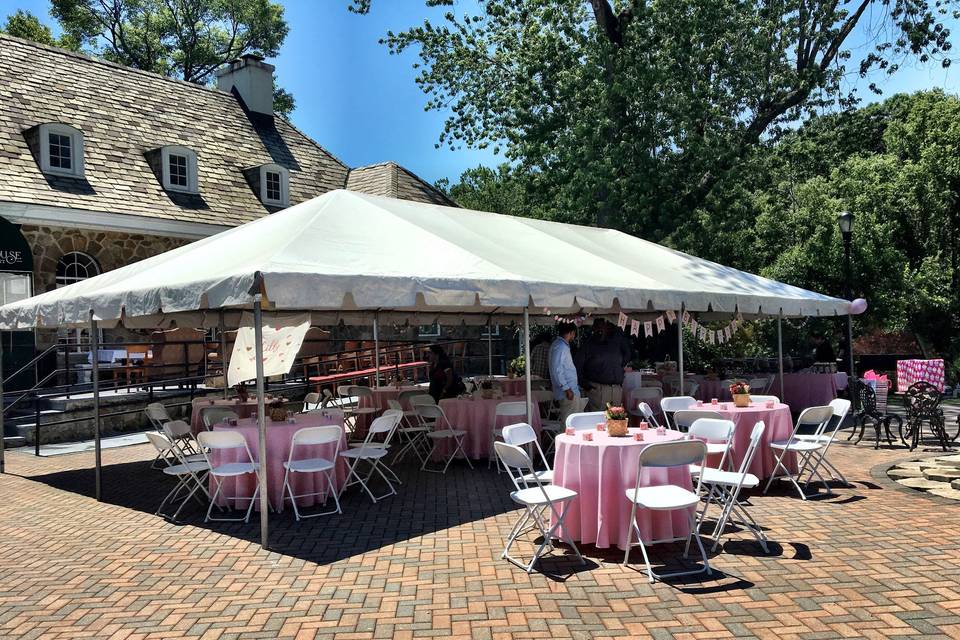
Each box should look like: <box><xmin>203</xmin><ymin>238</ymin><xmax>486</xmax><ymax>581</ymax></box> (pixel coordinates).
<box><xmin>39</xmin><ymin>123</ymin><xmax>84</xmax><ymax>178</ymax></box>
<box><xmin>481</xmin><ymin>324</ymin><xmax>501</xmax><ymax>337</ymax></box>
<box><xmin>160</xmin><ymin>145</ymin><xmax>199</xmax><ymax>194</ymax></box>
<box><xmin>418</xmin><ymin>322</ymin><xmax>441</xmax><ymax>338</ymax></box>
<box><xmin>259</xmin><ymin>163</ymin><xmax>289</xmax><ymax>206</ymax></box>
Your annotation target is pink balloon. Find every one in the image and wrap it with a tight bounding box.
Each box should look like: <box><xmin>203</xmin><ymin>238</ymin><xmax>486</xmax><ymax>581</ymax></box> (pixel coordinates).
<box><xmin>849</xmin><ymin>298</ymin><xmax>868</xmax><ymax>315</ymax></box>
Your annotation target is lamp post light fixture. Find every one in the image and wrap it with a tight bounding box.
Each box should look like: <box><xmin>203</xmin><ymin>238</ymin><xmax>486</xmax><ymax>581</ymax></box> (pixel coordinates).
<box><xmin>837</xmin><ymin>210</ymin><xmax>856</xmax><ymax>408</ymax></box>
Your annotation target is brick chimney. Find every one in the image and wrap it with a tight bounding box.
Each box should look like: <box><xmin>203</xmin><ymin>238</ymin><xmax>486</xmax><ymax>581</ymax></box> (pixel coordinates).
<box><xmin>216</xmin><ymin>54</ymin><xmax>275</xmax><ymax>116</ymax></box>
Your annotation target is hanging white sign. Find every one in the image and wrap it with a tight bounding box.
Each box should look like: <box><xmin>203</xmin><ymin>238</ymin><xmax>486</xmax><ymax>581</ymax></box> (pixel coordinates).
<box><xmin>689</xmin><ymin>319</ymin><xmax>698</xmax><ymax>335</ymax></box>
<box><xmin>227</xmin><ymin>313</ymin><xmax>311</xmax><ymax>386</ymax></box>
<box><xmin>630</xmin><ymin>319</ymin><xmax>640</xmax><ymax>337</ymax></box>
<box><xmin>643</xmin><ymin>321</ymin><xmax>653</xmax><ymax>337</ymax></box>
<box><xmin>656</xmin><ymin>316</ymin><xmax>665</xmax><ymax>333</ymax></box>
<box><xmin>617</xmin><ymin>312</ymin><xmax>628</xmax><ymax>330</ymax></box>
<box><xmin>666</xmin><ymin>310</ymin><xmax>676</xmax><ymax>324</ymax></box>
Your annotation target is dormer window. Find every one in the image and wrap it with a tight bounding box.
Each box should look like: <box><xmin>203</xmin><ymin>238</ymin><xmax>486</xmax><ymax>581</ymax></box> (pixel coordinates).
<box><xmin>160</xmin><ymin>146</ymin><xmax>198</xmax><ymax>193</ymax></box>
<box><xmin>259</xmin><ymin>164</ymin><xmax>289</xmax><ymax>206</ymax></box>
<box><xmin>39</xmin><ymin>123</ymin><xmax>84</xmax><ymax>177</ymax></box>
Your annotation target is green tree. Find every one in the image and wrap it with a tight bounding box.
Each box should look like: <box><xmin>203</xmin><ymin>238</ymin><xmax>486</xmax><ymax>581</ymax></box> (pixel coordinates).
<box><xmin>1</xmin><ymin>9</ymin><xmax>78</xmax><ymax>50</ymax></box>
<box><xmin>355</xmin><ymin>0</ymin><xmax>955</xmax><ymax>230</ymax></box>
<box><xmin>49</xmin><ymin>0</ymin><xmax>294</xmax><ymax>116</ymax></box>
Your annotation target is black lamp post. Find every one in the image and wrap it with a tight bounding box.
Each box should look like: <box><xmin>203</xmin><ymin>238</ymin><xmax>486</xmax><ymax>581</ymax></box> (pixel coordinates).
<box><xmin>837</xmin><ymin>210</ymin><xmax>856</xmax><ymax>406</ymax></box>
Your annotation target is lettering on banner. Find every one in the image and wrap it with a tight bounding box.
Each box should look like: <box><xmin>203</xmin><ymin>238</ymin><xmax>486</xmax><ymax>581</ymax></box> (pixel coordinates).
<box><xmin>630</xmin><ymin>319</ymin><xmax>640</xmax><ymax>337</ymax></box>
<box><xmin>643</xmin><ymin>321</ymin><xmax>653</xmax><ymax>338</ymax></box>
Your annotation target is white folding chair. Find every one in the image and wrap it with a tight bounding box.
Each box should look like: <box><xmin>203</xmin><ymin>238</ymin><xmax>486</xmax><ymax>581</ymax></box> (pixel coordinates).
<box><xmin>282</xmin><ymin>425</ymin><xmax>343</xmax><ymax>520</ymax></box>
<box><xmin>565</xmin><ymin>411</ymin><xmax>606</xmax><ymax>431</ymax></box>
<box><xmin>685</xmin><ymin>380</ymin><xmax>700</xmax><ymax>400</ymax></box>
<box><xmin>635</xmin><ymin>402</ymin><xmax>661</xmax><ymax>429</ymax></box>
<box><xmin>748</xmin><ymin>378</ymin><xmax>771</xmax><ymax>394</ymax></box>
<box><xmin>418</xmin><ymin>404</ymin><xmax>473</xmax><ymax>474</ymax></box>
<box><xmin>685</xmin><ymin>417</ymin><xmax>734</xmax><ymax>472</ymax></box>
<box><xmin>146</xmin><ymin>402</ymin><xmax>175</xmax><ymax>468</ymax></box>
<box><xmin>201</xmin><ymin>407</ymin><xmax>238</xmax><ymax>430</ymax></box>
<box><xmin>196</xmin><ymin>430</ymin><xmax>262</xmax><ymax>523</ymax></box>
<box><xmin>694</xmin><ymin>421</ymin><xmax>768</xmax><ymax>552</ymax></box>
<box><xmin>763</xmin><ymin>405</ymin><xmax>835</xmax><ymax>499</ymax></box>
<box><xmin>628</xmin><ymin>387</ymin><xmax>663</xmax><ymax>422</ymax></box>
<box><xmin>544</xmin><ymin>396</ymin><xmax>588</xmax><ymax>454</ymax></box>
<box><xmin>489</xmin><ymin>401</ymin><xmax>527</xmax><ymax>471</ymax></box>
<box><xmin>408</xmin><ymin>393</ymin><xmax>437</xmax><ymax>409</ymax></box>
<box><xmin>301</xmin><ymin>392</ymin><xmax>322</xmax><ymax>413</ymax></box>
<box><xmin>339</xmin><ymin>411</ymin><xmax>403</xmax><ymax>502</ymax></box>
<box><xmin>749</xmin><ymin>395</ymin><xmax>780</xmax><ymax>404</ymax></box>
<box><xmin>494</xmin><ymin>441</ymin><xmax>585</xmax><ymax>573</ymax></box>
<box><xmin>146</xmin><ymin>432</ymin><xmax>210</xmax><ymax>523</ymax></box>
<box><xmin>502</xmin><ymin>423</ymin><xmax>552</xmax><ymax>484</ymax></box>
<box><xmin>623</xmin><ymin>440</ymin><xmax>711</xmax><ymax>583</ymax></box>
<box><xmin>795</xmin><ymin>398</ymin><xmax>851</xmax><ymax>488</ymax></box>
<box><xmin>660</xmin><ymin>396</ymin><xmax>697</xmax><ymax>430</ymax></box>
<box><xmin>340</xmin><ymin>385</ymin><xmax>378</xmax><ymax>436</ymax></box>
<box><xmin>387</xmin><ymin>398</ymin><xmax>430</xmax><ymax>464</ymax></box>
<box><xmin>161</xmin><ymin>420</ymin><xmax>205</xmax><ymax>462</ymax></box>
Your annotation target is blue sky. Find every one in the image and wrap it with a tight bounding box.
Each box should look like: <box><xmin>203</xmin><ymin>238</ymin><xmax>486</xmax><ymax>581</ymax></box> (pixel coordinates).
<box><xmin>5</xmin><ymin>0</ymin><xmax>959</xmax><ymax>185</ymax></box>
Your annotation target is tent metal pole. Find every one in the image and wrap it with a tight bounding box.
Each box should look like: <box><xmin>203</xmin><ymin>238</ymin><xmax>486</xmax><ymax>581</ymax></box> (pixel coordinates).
<box><xmin>253</xmin><ymin>296</ymin><xmax>269</xmax><ymax>550</ymax></box>
<box><xmin>524</xmin><ymin>308</ymin><xmax>532</xmax><ymax>425</ymax></box>
<box><xmin>487</xmin><ymin>317</ymin><xmax>493</xmax><ymax>377</ymax></box>
<box><xmin>0</xmin><ymin>339</ymin><xmax>6</xmax><ymax>473</ymax></box>
<box><xmin>90</xmin><ymin>313</ymin><xmax>101</xmax><ymax>501</ymax></box>
<box><xmin>219</xmin><ymin>310</ymin><xmax>229</xmax><ymax>400</ymax></box>
<box><xmin>373</xmin><ymin>312</ymin><xmax>380</xmax><ymax>389</ymax></box>
<box><xmin>778</xmin><ymin>312</ymin><xmax>785</xmax><ymax>401</ymax></box>
<box><xmin>677</xmin><ymin>306</ymin><xmax>684</xmax><ymax>395</ymax></box>
<box><xmin>847</xmin><ymin>313</ymin><xmax>857</xmax><ymax>410</ymax></box>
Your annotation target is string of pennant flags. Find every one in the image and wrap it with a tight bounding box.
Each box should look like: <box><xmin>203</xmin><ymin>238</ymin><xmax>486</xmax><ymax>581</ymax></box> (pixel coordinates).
<box><xmin>551</xmin><ymin>310</ymin><xmax>752</xmax><ymax>346</ymax></box>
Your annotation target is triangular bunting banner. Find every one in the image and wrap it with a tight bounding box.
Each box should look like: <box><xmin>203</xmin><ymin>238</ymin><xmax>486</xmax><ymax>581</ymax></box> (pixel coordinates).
<box><xmin>617</xmin><ymin>311</ymin><xmax>628</xmax><ymax>330</ymax></box>
<box><xmin>666</xmin><ymin>310</ymin><xmax>676</xmax><ymax>324</ymax></box>
<box><xmin>644</xmin><ymin>321</ymin><xmax>653</xmax><ymax>337</ymax></box>
<box><xmin>656</xmin><ymin>316</ymin><xmax>665</xmax><ymax>333</ymax></box>
<box><xmin>630</xmin><ymin>319</ymin><xmax>640</xmax><ymax>337</ymax></box>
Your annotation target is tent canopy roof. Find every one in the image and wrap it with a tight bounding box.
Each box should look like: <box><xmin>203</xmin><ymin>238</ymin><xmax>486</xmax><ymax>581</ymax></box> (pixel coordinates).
<box><xmin>0</xmin><ymin>189</ymin><xmax>851</xmax><ymax>330</ymax></box>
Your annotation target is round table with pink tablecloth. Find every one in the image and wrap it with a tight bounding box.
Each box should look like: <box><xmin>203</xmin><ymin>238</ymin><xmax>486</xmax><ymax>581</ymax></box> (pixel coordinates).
<box><xmin>552</xmin><ymin>428</ymin><xmax>692</xmax><ymax>550</ymax></box>
<box><xmin>437</xmin><ymin>395</ymin><xmax>542</xmax><ymax>459</ymax></box>
<box><xmin>190</xmin><ymin>396</ymin><xmax>281</xmax><ymax>433</ymax></box>
<box><xmin>211</xmin><ymin>412</ymin><xmax>347</xmax><ymax>512</ymax></box>
<box><xmin>354</xmin><ymin>386</ymin><xmax>423</xmax><ymax>434</ymax></box>
<box><xmin>700</xmin><ymin>401</ymin><xmax>796</xmax><ymax>478</ymax></box>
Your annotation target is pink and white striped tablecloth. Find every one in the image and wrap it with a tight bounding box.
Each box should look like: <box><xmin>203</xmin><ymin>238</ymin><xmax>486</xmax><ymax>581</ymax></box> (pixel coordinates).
<box><xmin>552</xmin><ymin>428</ymin><xmax>692</xmax><ymax>549</ymax></box>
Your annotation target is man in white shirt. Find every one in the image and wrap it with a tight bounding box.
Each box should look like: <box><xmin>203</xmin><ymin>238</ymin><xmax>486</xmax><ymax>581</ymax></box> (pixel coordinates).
<box><xmin>549</xmin><ymin>322</ymin><xmax>581</xmax><ymax>423</ymax></box>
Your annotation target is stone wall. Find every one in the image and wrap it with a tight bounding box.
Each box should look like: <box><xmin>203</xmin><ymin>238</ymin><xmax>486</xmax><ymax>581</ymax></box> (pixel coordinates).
<box><xmin>19</xmin><ymin>225</ymin><xmax>190</xmax><ymax>348</ymax></box>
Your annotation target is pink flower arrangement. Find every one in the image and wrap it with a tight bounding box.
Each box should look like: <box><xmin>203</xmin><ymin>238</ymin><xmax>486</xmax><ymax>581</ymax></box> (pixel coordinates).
<box><xmin>728</xmin><ymin>381</ymin><xmax>751</xmax><ymax>395</ymax></box>
<box><xmin>605</xmin><ymin>404</ymin><xmax>628</xmax><ymax>420</ymax></box>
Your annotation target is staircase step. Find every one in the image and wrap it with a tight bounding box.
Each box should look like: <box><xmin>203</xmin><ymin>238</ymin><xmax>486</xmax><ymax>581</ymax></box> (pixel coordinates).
<box><xmin>2</xmin><ymin>436</ymin><xmax>26</xmax><ymax>448</ymax></box>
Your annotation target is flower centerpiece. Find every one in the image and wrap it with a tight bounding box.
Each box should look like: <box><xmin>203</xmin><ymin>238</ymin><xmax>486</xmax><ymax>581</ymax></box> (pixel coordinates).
<box><xmin>605</xmin><ymin>403</ymin><xmax>629</xmax><ymax>437</ymax></box>
<box><xmin>268</xmin><ymin>397</ymin><xmax>288</xmax><ymax>422</ymax></box>
<box><xmin>507</xmin><ymin>355</ymin><xmax>526</xmax><ymax>379</ymax></box>
<box><xmin>479</xmin><ymin>379</ymin><xmax>495</xmax><ymax>399</ymax></box>
<box><xmin>729</xmin><ymin>380</ymin><xmax>751</xmax><ymax>407</ymax></box>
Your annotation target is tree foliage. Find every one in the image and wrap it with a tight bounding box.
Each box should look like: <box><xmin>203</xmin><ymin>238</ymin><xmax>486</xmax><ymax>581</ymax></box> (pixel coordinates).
<box><xmin>16</xmin><ymin>0</ymin><xmax>295</xmax><ymax>116</ymax></box>
<box><xmin>360</xmin><ymin>0</ymin><xmax>955</xmax><ymax>229</ymax></box>
<box><xmin>1</xmin><ymin>9</ymin><xmax>79</xmax><ymax>49</ymax></box>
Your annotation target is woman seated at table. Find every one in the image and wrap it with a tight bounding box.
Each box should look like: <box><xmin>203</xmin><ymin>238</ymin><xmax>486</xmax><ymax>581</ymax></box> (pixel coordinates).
<box><xmin>427</xmin><ymin>345</ymin><xmax>466</xmax><ymax>402</ymax></box>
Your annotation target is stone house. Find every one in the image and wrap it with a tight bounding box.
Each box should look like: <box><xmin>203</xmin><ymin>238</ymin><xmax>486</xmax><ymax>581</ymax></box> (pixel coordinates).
<box><xmin>0</xmin><ymin>34</ymin><xmax>456</xmax><ymax>386</ymax></box>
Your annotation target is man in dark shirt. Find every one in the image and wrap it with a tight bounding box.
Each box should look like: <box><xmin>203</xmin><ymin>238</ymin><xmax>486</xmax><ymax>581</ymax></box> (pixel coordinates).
<box><xmin>575</xmin><ymin>318</ymin><xmax>632</xmax><ymax>411</ymax></box>
<box><xmin>811</xmin><ymin>333</ymin><xmax>836</xmax><ymax>364</ymax></box>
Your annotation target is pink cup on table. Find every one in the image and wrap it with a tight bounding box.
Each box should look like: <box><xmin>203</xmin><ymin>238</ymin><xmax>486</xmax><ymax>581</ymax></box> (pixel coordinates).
<box><xmin>596</xmin><ymin>422</ymin><xmax>605</xmax><ymax>431</ymax></box>
<box><xmin>765</xmin><ymin>400</ymin><xmax>775</xmax><ymax>408</ymax></box>
<box><xmin>639</xmin><ymin>421</ymin><xmax>649</xmax><ymax>430</ymax></box>
<box><xmin>696</xmin><ymin>400</ymin><xmax>703</xmax><ymax>407</ymax></box>
<box><xmin>711</xmin><ymin>398</ymin><xmax>718</xmax><ymax>405</ymax></box>
<box><xmin>583</xmin><ymin>432</ymin><xmax>593</xmax><ymax>441</ymax></box>
<box><xmin>634</xmin><ymin>432</ymin><xmax>644</xmax><ymax>441</ymax></box>
<box><xmin>656</xmin><ymin>426</ymin><xmax>666</xmax><ymax>435</ymax></box>
<box><xmin>565</xmin><ymin>427</ymin><xmax>575</xmax><ymax>436</ymax></box>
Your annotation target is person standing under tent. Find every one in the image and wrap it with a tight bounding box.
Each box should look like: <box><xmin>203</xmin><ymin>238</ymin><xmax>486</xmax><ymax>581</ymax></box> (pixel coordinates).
<box><xmin>530</xmin><ymin>332</ymin><xmax>552</xmax><ymax>380</ymax></box>
<box><xmin>426</xmin><ymin>344</ymin><xmax>465</xmax><ymax>402</ymax></box>
<box><xmin>549</xmin><ymin>322</ymin><xmax>581</xmax><ymax>423</ymax></box>
<box><xmin>576</xmin><ymin>318</ymin><xmax>632</xmax><ymax>411</ymax></box>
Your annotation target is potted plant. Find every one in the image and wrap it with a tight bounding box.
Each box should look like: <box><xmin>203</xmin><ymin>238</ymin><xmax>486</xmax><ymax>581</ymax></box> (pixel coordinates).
<box><xmin>729</xmin><ymin>380</ymin><xmax>751</xmax><ymax>407</ymax></box>
<box><xmin>268</xmin><ymin>397</ymin><xmax>288</xmax><ymax>422</ymax></box>
<box><xmin>508</xmin><ymin>355</ymin><xmax>525</xmax><ymax>378</ymax></box>
<box><xmin>605</xmin><ymin>403</ymin><xmax>629</xmax><ymax>436</ymax></box>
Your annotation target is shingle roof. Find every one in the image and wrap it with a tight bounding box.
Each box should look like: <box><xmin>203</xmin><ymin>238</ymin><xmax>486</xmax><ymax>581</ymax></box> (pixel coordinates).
<box><xmin>0</xmin><ymin>34</ymin><xmax>454</xmax><ymax>229</ymax></box>
<box><xmin>347</xmin><ymin>162</ymin><xmax>456</xmax><ymax>207</ymax></box>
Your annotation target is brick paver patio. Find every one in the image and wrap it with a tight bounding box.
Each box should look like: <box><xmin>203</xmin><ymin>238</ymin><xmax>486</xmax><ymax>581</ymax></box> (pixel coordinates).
<box><xmin>2</xmin><ymin>433</ymin><xmax>960</xmax><ymax>639</ymax></box>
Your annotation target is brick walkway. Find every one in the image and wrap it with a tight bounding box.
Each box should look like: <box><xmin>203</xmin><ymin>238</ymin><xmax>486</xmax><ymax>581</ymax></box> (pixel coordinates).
<box><xmin>2</xmin><ymin>433</ymin><xmax>960</xmax><ymax>639</ymax></box>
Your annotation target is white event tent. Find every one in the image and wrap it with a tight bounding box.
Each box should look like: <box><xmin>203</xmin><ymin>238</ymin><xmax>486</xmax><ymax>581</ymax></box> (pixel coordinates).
<box><xmin>0</xmin><ymin>189</ymin><xmax>855</xmax><ymax>548</ymax></box>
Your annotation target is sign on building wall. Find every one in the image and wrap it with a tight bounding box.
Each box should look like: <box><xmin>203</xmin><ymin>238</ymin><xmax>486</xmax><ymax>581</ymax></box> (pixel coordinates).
<box><xmin>0</xmin><ymin>216</ymin><xmax>33</xmax><ymax>273</ymax></box>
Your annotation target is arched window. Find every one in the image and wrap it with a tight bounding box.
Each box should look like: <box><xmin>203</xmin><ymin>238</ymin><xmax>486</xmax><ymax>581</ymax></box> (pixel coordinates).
<box><xmin>55</xmin><ymin>252</ymin><xmax>100</xmax><ymax>288</ymax></box>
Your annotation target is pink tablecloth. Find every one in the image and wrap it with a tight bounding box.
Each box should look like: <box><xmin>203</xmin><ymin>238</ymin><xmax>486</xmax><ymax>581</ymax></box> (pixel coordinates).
<box><xmin>553</xmin><ymin>428</ymin><xmax>692</xmax><ymax>549</ymax></box>
<box><xmin>359</xmin><ymin>386</ymin><xmax>422</xmax><ymax>412</ymax></box>
<box><xmin>211</xmin><ymin>413</ymin><xmax>347</xmax><ymax>512</ymax></box>
<box><xmin>694</xmin><ymin>378</ymin><xmax>730</xmax><ymax>402</ymax></box>
<box><xmin>438</xmin><ymin>395</ymin><xmax>542</xmax><ymax>459</ymax></box>
<box><xmin>896</xmin><ymin>359</ymin><xmax>945</xmax><ymax>392</ymax></box>
<box><xmin>768</xmin><ymin>374</ymin><xmax>838</xmax><ymax>411</ymax></box>
<box><xmin>706</xmin><ymin>402</ymin><xmax>796</xmax><ymax>478</ymax></box>
<box><xmin>190</xmin><ymin>396</ymin><xmax>268</xmax><ymax>433</ymax></box>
